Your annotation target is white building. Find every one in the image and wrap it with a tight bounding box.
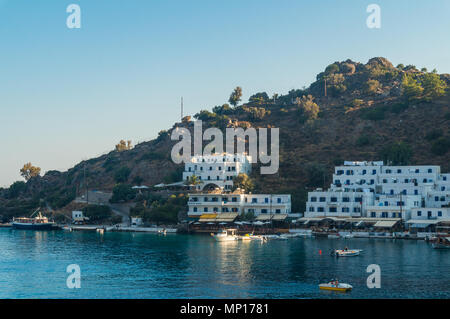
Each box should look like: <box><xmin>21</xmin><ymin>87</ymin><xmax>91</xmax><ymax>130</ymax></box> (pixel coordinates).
<box><xmin>183</xmin><ymin>153</ymin><xmax>252</xmax><ymax>191</ymax></box>
<box><xmin>305</xmin><ymin>161</ymin><xmax>450</xmax><ymax>223</ymax></box>
<box><xmin>187</xmin><ymin>191</ymin><xmax>291</xmax><ymax>217</ymax></box>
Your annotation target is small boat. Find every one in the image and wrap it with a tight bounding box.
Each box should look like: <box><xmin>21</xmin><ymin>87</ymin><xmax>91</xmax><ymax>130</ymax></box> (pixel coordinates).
<box><xmin>342</xmin><ymin>234</ymin><xmax>354</xmax><ymax>239</ymax></box>
<box><xmin>328</xmin><ymin>234</ymin><xmax>340</xmax><ymax>239</ymax></box>
<box><xmin>431</xmin><ymin>237</ymin><xmax>450</xmax><ymax>249</ymax></box>
<box><xmin>332</xmin><ymin>248</ymin><xmax>362</xmax><ymax>257</ymax></box>
<box><xmin>239</xmin><ymin>234</ymin><xmax>252</xmax><ymax>241</ymax></box>
<box><xmin>319</xmin><ymin>280</ymin><xmax>352</xmax><ymax>292</ymax></box>
<box><xmin>211</xmin><ymin>229</ymin><xmax>238</xmax><ymax>242</ymax></box>
<box><xmin>12</xmin><ymin>210</ymin><xmax>55</xmax><ymax>230</ymax></box>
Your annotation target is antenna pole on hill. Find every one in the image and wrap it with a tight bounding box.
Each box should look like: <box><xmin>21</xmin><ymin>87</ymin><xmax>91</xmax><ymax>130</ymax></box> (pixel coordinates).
<box><xmin>324</xmin><ymin>78</ymin><xmax>327</xmax><ymax>97</ymax></box>
<box><xmin>181</xmin><ymin>96</ymin><xmax>184</xmax><ymax>121</ymax></box>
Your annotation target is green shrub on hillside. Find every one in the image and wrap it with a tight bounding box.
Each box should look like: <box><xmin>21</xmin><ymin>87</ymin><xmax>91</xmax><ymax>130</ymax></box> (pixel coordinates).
<box><xmin>296</xmin><ymin>95</ymin><xmax>320</xmax><ymax>124</ymax></box>
<box><xmin>364</xmin><ymin>79</ymin><xmax>381</xmax><ymax>95</ymax></box>
<box><xmin>431</xmin><ymin>137</ymin><xmax>450</xmax><ymax>156</ymax></box>
<box><xmin>114</xmin><ymin>166</ymin><xmax>131</xmax><ymax>183</ymax></box>
<box><xmin>360</xmin><ymin>106</ymin><xmax>388</xmax><ymax>121</ymax></box>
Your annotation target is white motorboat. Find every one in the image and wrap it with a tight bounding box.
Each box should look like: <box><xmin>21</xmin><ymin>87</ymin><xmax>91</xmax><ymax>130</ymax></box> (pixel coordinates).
<box><xmin>319</xmin><ymin>280</ymin><xmax>352</xmax><ymax>292</ymax></box>
<box><xmin>211</xmin><ymin>229</ymin><xmax>238</xmax><ymax>242</ymax></box>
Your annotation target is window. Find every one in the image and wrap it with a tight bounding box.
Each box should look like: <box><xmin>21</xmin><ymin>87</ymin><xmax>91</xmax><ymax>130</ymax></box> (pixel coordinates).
<box><xmin>372</xmin><ymin>169</ymin><xmax>377</xmax><ymax>175</ymax></box>
<box><xmin>213</xmin><ymin>207</ymin><xmax>218</xmax><ymax>212</ymax></box>
<box><xmin>193</xmin><ymin>207</ymin><xmax>197</xmax><ymax>212</ymax></box>
<box><xmin>216</xmin><ymin>176</ymin><xmax>219</xmax><ymax>180</ymax></box>
<box><xmin>311</xmin><ymin>197</ymin><xmax>317</xmax><ymax>202</ymax></box>
<box><xmin>362</xmin><ymin>170</ymin><xmax>367</xmax><ymax>175</ymax></box>
<box><xmin>204</xmin><ymin>207</ymin><xmax>208</xmax><ymax>212</ymax></box>
<box><xmin>309</xmin><ymin>207</ymin><xmax>314</xmax><ymax>212</ymax></box>
<box><xmin>342</xmin><ymin>207</ymin><xmax>349</xmax><ymax>213</ymax></box>
<box><xmin>370</xmin><ymin>179</ymin><xmax>374</xmax><ymax>185</ymax></box>
<box><xmin>218</xmin><ymin>167</ymin><xmax>222</xmax><ymax>171</ymax></box>
<box><xmin>261</xmin><ymin>209</ymin><xmax>267</xmax><ymax>214</ymax></box>
<box><xmin>275</xmin><ymin>209</ymin><xmax>281</xmax><ymax>214</ymax></box>
<box><xmin>386</xmin><ymin>169</ymin><xmax>392</xmax><ymax>174</ymax></box>
<box><xmin>354</xmin><ymin>207</ymin><xmax>361</xmax><ymax>213</ymax></box>
<box><xmin>318</xmin><ymin>207</ymin><xmax>324</xmax><ymax>212</ymax></box>
<box><xmin>428</xmin><ymin>168</ymin><xmax>432</xmax><ymax>173</ymax></box>
<box><xmin>417</xmin><ymin>211</ymin><xmax>422</xmax><ymax>217</ymax></box>
<box><xmin>277</xmin><ymin>198</ymin><xmax>281</xmax><ymax>203</ymax></box>
<box><xmin>415</xmin><ymin>169</ymin><xmax>420</xmax><ymax>173</ymax></box>
<box><xmin>232</xmin><ymin>197</ymin><xmax>237</xmax><ymax>202</ymax></box>
<box><xmin>371</xmin><ymin>212</ymin><xmax>376</xmax><ymax>217</ymax></box>
<box><xmin>337</xmin><ymin>170</ymin><xmax>344</xmax><ymax>175</ymax></box>
<box><xmin>330</xmin><ymin>207</ymin><xmax>337</xmax><ymax>213</ymax></box>
<box><xmin>397</xmin><ymin>201</ymin><xmax>405</xmax><ymax>206</ymax></box>
<box><xmin>397</xmin><ymin>169</ymin><xmax>402</xmax><ymax>174</ymax></box>
<box><xmin>265</xmin><ymin>198</ymin><xmax>269</xmax><ymax>203</ymax></box>
<box><xmin>204</xmin><ymin>197</ymin><xmax>208</xmax><ymax>202</ymax></box>
<box><xmin>209</xmin><ymin>167</ymin><xmax>212</xmax><ymax>171</ymax></box>
<box><xmin>398</xmin><ymin>213</ymin><xmax>402</xmax><ymax>218</ymax></box>
<box><xmin>402</xmin><ymin>190</ymin><xmax>407</xmax><ymax>195</ymax></box>
<box><xmin>435</xmin><ymin>196</ymin><xmax>439</xmax><ymax>202</ymax></box>
<box><xmin>383</xmin><ymin>179</ymin><xmax>388</xmax><ymax>184</ymax></box>
<box><xmin>384</xmin><ymin>201</ymin><xmax>389</xmax><ymax>206</ymax></box>
<box><xmin>438</xmin><ymin>211</ymin><xmax>442</xmax><ymax>217</ymax></box>
<box><xmin>428</xmin><ymin>211</ymin><xmax>432</xmax><ymax>218</ymax></box>
<box><xmin>355</xmin><ymin>197</ymin><xmax>362</xmax><ymax>203</ymax></box>
<box><xmin>441</xmin><ymin>197</ymin><xmax>445</xmax><ymax>202</ymax></box>
<box><xmin>212</xmin><ymin>197</ymin><xmax>218</xmax><ymax>202</ymax></box>
<box><xmin>331</xmin><ymin>197</ymin><xmax>337</xmax><ymax>202</ymax></box>
<box><xmin>252</xmin><ymin>198</ymin><xmax>257</xmax><ymax>203</ymax></box>
<box><xmin>320</xmin><ymin>197</ymin><xmax>326</xmax><ymax>202</ymax></box>
<box><xmin>343</xmin><ymin>197</ymin><xmax>350</xmax><ymax>202</ymax></box>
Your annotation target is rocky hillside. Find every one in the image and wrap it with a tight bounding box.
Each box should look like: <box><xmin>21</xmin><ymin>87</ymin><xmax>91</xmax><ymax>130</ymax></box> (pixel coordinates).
<box><xmin>1</xmin><ymin>57</ymin><xmax>449</xmax><ymax>218</ymax></box>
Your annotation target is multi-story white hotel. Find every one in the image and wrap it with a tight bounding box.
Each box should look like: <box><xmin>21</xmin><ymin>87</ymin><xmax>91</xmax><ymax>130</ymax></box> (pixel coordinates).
<box><xmin>187</xmin><ymin>191</ymin><xmax>291</xmax><ymax>217</ymax></box>
<box><xmin>305</xmin><ymin>161</ymin><xmax>450</xmax><ymax>223</ymax></box>
<box><xmin>183</xmin><ymin>153</ymin><xmax>252</xmax><ymax>191</ymax></box>
<box><xmin>185</xmin><ymin>153</ymin><xmax>292</xmax><ymax>221</ymax></box>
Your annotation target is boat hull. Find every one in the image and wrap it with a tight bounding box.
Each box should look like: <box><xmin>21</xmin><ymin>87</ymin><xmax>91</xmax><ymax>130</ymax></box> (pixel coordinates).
<box><xmin>12</xmin><ymin>222</ymin><xmax>54</xmax><ymax>230</ymax></box>
<box><xmin>319</xmin><ymin>286</ymin><xmax>352</xmax><ymax>292</ymax></box>
<box><xmin>213</xmin><ymin>235</ymin><xmax>237</xmax><ymax>242</ymax></box>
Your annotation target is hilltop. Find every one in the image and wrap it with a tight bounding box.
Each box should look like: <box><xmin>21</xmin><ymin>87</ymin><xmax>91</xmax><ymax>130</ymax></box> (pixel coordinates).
<box><xmin>1</xmin><ymin>57</ymin><xmax>449</xmax><ymax>219</ymax></box>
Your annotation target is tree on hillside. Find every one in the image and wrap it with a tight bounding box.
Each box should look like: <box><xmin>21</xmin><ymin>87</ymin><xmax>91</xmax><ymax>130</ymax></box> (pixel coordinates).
<box><xmin>8</xmin><ymin>181</ymin><xmax>26</xmax><ymax>198</ymax></box>
<box><xmin>380</xmin><ymin>141</ymin><xmax>413</xmax><ymax>165</ymax></box>
<box><xmin>110</xmin><ymin>184</ymin><xmax>136</xmax><ymax>203</ymax></box>
<box><xmin>402</xmin><ymin>74</ymin><xmax>423</xmax><ymax>101</ymax></box>
<box><xmin>248</xmin><ymin>92</ymin><xmax>269</xmax><ymax>105</ymax></box>
<box><xmin>115</xmin><ymin>140</ymin><xmax>132</xmax><ymax>152</ymax></box>
<box><xmin>296</xmin><ymin>95</ymin><xmax>320</xmax><ymax>124</ymax></box>
<box><xmin>228</xmin><ymin>86</ymin><xmax>242</xmax><ymax>107</ymax></box>
<box><xmin>420</xmin><ymin>73</ymin><xmax>447</xmax><ymax>101</ymax></box>
<box><xmin>232</xmin><ymin>173</ymin><xmax>254</xmax><ymax>192</ymax></box>
<box><xmin>20</xmin><ymin>163</ymin><xmax>41</xmax><ymax>181</ymax></box>
<box><xmin>114</xmin><ymin>166</ymin><xmax>131</xmax><ymax>183</ymax></box>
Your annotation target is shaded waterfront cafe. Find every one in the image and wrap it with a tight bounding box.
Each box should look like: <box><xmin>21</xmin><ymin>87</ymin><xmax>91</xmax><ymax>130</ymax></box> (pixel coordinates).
<box><xmin>293</xmin><ymin>217</ymin><xmax>403</xmax><ymax>232</ymax></box>
<box><xmin>186</xmin><ymin>213</ymin><xmax>290</xmax><ymax>233</ymax></box>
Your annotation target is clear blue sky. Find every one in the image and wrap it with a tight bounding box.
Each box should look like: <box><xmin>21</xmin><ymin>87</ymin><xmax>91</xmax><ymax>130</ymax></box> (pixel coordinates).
<box><xmin>1</xmin><ymin>0</ymin><xmax>449</xmax><ymax>187</ymax></box>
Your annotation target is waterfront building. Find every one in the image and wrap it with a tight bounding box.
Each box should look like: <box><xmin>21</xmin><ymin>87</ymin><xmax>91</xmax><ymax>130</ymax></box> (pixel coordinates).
<box><xmin>305</xmin><ymin>161</ymin><xmax>450</xmax><ymax>224</ymax></box>
<box><xmin>187</xmin><ymin>189</ymin><xmax>291</xmax><ymax>219</ymax></box>
<box><xmin>182</xmin><ymin>153</ymin><xmax>252</xmax><ymax>191</ymax></box>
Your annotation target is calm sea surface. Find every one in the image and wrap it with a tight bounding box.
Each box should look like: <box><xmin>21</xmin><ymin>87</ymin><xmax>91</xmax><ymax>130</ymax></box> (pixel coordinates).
<box><xmin>0</xmin><ymin>228</ymin><xmax>449</xmax><ymax>299</ymax></box>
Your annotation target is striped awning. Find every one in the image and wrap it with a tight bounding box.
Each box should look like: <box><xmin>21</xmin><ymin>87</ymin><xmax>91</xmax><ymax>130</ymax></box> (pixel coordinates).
<box><xmin>255</xmin><ymin>214</ymin><xmax>288</xmax><ymax>221</ymax></box>
<box><xmin>198</xmin><ymin>213</ymin><xmax>238</xmax><ymax>223</ymax></box>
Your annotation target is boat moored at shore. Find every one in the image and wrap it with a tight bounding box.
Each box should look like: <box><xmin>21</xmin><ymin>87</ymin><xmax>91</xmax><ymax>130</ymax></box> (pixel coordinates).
<box><xmin>12</xmin><ymin>210</ymin><xmax>55</xmax><ymax>230</ymax></box>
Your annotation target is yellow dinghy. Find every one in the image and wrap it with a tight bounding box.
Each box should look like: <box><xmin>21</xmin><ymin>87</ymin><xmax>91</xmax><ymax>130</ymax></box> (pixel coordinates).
<box><xmin>319</xmin><ymin>280</ymin><xmax>352</xmax><ymax>292</ymax></box>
